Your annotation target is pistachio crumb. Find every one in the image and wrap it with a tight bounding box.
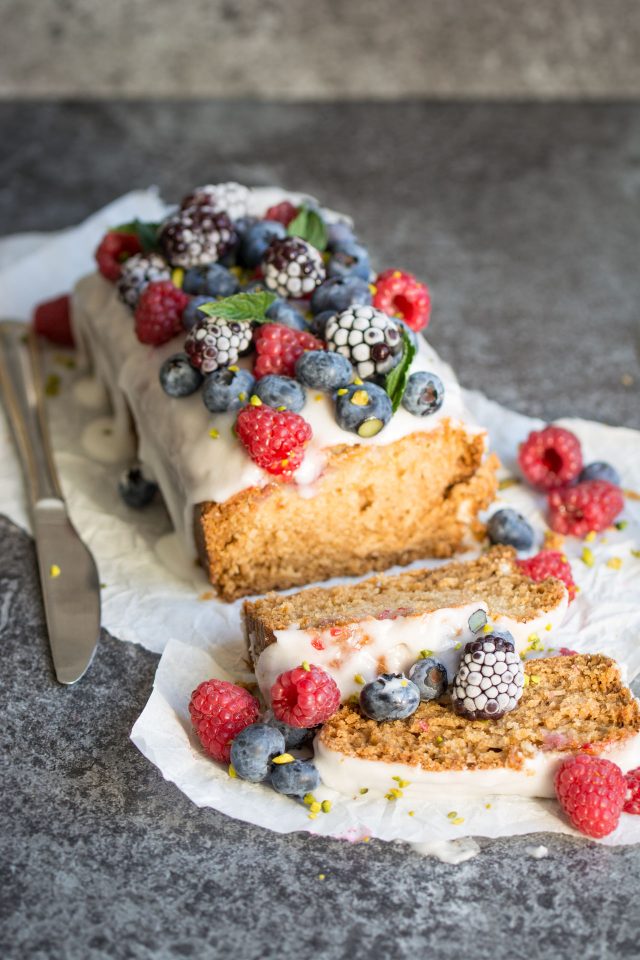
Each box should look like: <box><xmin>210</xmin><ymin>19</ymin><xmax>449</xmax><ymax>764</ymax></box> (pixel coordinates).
<box><xmin>581</xmin><ymin>547</ymin><xmax>595</xmax><ymax>567</ymax></box>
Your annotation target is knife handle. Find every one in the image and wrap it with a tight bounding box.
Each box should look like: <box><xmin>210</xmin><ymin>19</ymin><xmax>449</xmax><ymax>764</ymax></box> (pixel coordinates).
<box><xmin>0</xmin><ymin>321</ymin><xmax>63</xmax><ymax>507</ymax></box>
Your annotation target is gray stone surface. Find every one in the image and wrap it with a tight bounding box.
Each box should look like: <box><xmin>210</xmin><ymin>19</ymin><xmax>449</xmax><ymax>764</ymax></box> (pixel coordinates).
<box><xmin>1</xmin><ymin>101</ymin><xmax>640</xmax><ymax>959</ymax></box>
<box><xmin>2</xmin><ymin>1</ymin><xmax>640</xmax><ymax>98</ymax></box>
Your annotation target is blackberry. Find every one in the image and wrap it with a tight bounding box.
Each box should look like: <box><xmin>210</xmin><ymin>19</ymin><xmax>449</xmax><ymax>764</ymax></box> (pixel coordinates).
<box><xmin>262</xmin><ymin>237</ymin><xmax>326</xmax><ymax>298</ymax></box>
<box><xmin>117</xmin><ymin>252</ymin><xmax>171</xmax><ymax>309</ymax></box>
<box><xmin>185</xmin><ymin>316</ymin><xmax>253</xmax><ymax>374</ymax></box>
<box><xmin>180</xmin><ymin>181</ymin><xmax>250</xmax><ymax>220</ymax></box>
<box><xmin>325</xmin><ymin>306</ymin><xmax>402</xmax><ymax>381</ymax></box>
<box><xmin>451</xmin><ymin>634</ymin><xmax>524</xmax><ymax>721</ymax></box>
<box><xmin>159</xmin><ymin>207</ymin><xmax>238</xmax><ymax>269</ymax></box>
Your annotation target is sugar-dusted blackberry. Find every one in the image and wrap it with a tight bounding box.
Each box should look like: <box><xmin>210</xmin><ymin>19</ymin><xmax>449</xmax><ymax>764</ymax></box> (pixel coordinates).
<box><xmin>180</xmin><ymin>181</ymin><xmax>250</xmax><ymax>220</ymax></box>
<box><xmin>117</xmin><ymin>252</ymin><xmax>172</xmax><ymax>308</ymax></box>
<box><xmin>184</xmin><ymin>316</ymin><xmax>253</xmax><ymax>374</ymax></box>
<box><xmin>325</xmin><ymin>306</ymin><xmax>402</xmax><ymax>381</ymax></box>
<box><xmin>262</xmin><ymin>237</ymin><xmax>326</xmax><ymax>298</ymax></box>
<box><xmin>159</xmin><ymin>206</ymin><xmax>238</xmax><ymax>269</ymax></box>
<box><xmin>451</xmin><ymin>634</ymin><xmax>524</xmax><ymax>721</ymax></box>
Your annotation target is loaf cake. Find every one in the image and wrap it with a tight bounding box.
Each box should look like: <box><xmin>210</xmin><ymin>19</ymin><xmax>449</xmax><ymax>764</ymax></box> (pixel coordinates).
<box><xmin>72</xmin><ymin>183</ymin><xmax>498</xmax><ymax>600</ymax></box>
<box><xmin>244</xmin><ymin>546</ymin><xmax>569</xmax><ymax>703</ymax></box>
<box><xmin>315</xmin><ymin>654</ymin><xmax>640</xmax><ymax>798</ymax></box>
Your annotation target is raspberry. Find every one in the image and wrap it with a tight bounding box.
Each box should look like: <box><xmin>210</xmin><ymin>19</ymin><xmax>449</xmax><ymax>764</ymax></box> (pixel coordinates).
<box><xmin>270</xmin><ymin>664</ymin><xmax>341</xmax><ymax>728</ymax></box>
<box><xmin>554</xmin><ymin>754</ymin><xmax>626</xmax><ymax>838</ymax></box>
<box><xmin>32</xmin><ymin>294</ymin><xmax>74</xmax><ymax>346</ymax></box>
<box><xmin>517</xmin><ymin>549</ymin><xmax>577</xmax><ymax>601</ymax></box>
<box><xmin>253</xmin><ymin>323</ymin><xmax>324</xmax><ymax>379</ymax></box>
<box><xmin>623</xmin><ymin>767</ymin><xmax>640</xmax><ymax>815</ymax></box>
<box><xmin>518</xmin><ymin>425</ymin><xmax>583</xmax><ymax>489</ymax></box>
<box><xmin>373</xmin><ymin>269</ymin><xmax>431</xmax><ymax>333</ymax></box>
<box><xmin>189</xmin><ymin>679</ymin><xmax>259</xmax><ymax>764</ymax></box>
<box><xmin>134</xmin><ymin>281</ymin><xmax>189</xmax><ymax>346</ymax></box>
<box><xmin>264</xmin><ymin>201</ymin><xmax>299</xmax><ymax>225</ymax></box>
<box><xmin>548</xmin><ymin>480</ymin><xmax>624</xmax><ymax>537</ymax></box>
<box><xmin>95</xmin><ymin>231</ymin><xmax>143</xmax><ymax>282</ymax></box>
<box><xmin>236</xmin><ymin>403</ymin><xmax>312</xmax><ymax>478</ymax></box>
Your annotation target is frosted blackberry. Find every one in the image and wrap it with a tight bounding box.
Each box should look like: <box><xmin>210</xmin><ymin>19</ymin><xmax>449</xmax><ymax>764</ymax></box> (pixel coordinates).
<box><xmin>325</xmin><ymin>306</ymin><xmax>402</xmax><ymax>381</ymax></box>
<box><xmin>117</xmin><ymin>252</ymin><xmax>171</xmax><ymax>309</ymax></box>
<box><xmin>159</xmin><ymin>207</ymin><xmax>238</xmax><ymax>269</ymax></box>
<box><xmin>452</xmin><ymin>634</ymin><xmax>524</xmax><ymax>721</ymax></box>
<box><xmin>262</xmin><ymin>237</ymin><xmax>325</xmax><ymax>298</ymax></box>
<box><xmin>184</xmin><ymin>316</ymin><xmax>252</xmax><ymax>374</ymax></box>
<box><xmin>180</xmin><ymin>181</ymin><xmax>250</xmax><ymax>221</ymax></box>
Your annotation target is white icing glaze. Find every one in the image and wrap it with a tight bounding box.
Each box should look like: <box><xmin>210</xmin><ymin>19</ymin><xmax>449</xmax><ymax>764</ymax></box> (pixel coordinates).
<box><xmin>526</xmin><ymin>845</ymin><xmax>549</xmax><ymax>858</ymax></box>
<box><xmin>409</xmin><ymin>838</ymin><xmax>481</xmax><ymax>863</ymax></box>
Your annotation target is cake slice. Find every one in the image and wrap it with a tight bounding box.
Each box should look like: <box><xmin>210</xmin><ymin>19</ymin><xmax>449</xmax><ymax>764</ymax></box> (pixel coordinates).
<box><xmin>243</xmin><ymin>546</ymin><xmax>569</xmax><ymax>704</ymax></box>
<box><xmin>315</xmin><ymin>654</ymin><xmax>640</xmax><ymax>799</ymax></box>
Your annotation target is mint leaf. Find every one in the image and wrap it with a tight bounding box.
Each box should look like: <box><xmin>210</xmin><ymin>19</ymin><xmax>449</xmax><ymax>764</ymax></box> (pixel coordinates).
<box><xmin>112</xmin><ymin>219</ymin><xmax>161</xmax><ymax>253</ymax></box>
<box><xmin>287</xmin><ymin>204</ymin><xmax>328</xmax><ymax>252</ymax></box>
<box><xmin>197</xmin><ymin>291</ymin><xmax>277</xmax><ymax>324</ymax></box>
<box><xmin>384</xmin><ymin>329</ymin><xmax>416</xmax><ymax>413</ymax></box>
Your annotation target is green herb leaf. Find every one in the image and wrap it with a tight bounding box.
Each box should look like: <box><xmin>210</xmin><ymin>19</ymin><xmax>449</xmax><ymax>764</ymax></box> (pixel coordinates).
<box><xmin>384</xmin><ymin>329</ymin><xmax>416</xmax><ymax>413</ymax></box>
<box><xmin>111</xmin><ymin>219</ymin><xmax>161</xmax><ymax>253</ymax></box>
<box><xmin>197</xmin><ymin>291</ymin><xmax>277</xmax><ymax>324</ymax></box>
<box><xmin>287</xmin><ymin>204</ymin><xmax>328</xmax><ymax>252</ymax></box>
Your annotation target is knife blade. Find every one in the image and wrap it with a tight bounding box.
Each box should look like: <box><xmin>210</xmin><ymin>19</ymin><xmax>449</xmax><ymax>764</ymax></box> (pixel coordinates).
<box><xmin>0</xmin><ymin>320</ymin><xmax>100</xmax><ymax>683</ymax></box>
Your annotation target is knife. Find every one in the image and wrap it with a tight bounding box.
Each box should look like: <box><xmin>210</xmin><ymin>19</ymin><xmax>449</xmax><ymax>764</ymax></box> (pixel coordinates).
<box><xmin>0</xmin><ymin>320</ymin><xmax>100</xmax><ymax>683</ymax></box>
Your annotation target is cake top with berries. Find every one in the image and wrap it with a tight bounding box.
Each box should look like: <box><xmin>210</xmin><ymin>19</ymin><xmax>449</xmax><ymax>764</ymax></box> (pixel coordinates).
<box><xmin>317</xmin><ymin>654</ymin><xmax>640</xmax><ymax>772</ymax></box>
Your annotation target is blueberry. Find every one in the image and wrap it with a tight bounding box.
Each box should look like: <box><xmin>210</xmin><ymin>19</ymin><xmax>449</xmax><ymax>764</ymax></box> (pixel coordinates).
<box><xmin>183</xmin><ymin>264</ymin><xmax>240</xmax><ymax>299</ymax></box>
<box><xmin>402</xmin><ymin>372</ymin><xmax>445</xmax><ymax>417</ymax></box>
<box><xmin>265</xmin><ymin>298</ymin><xmax>307</xmax><ymax>331</ymax></box>
<box><xmin>230</xmin><ymin>723</ymin><xmax>285</xmax><ymax>783</ymax></box>
<box><xmin>254</xmin><ymin>374</ymin><xmax>306</xmax><ymax>413</ymax></box>
<box><xmin>408</xmin><ymin>658</ymin><xmax>448</xmax><ymax>701</ymax></box>
<box><xmin>202</xmin><ymin>367</ymin><xmax>255</xmax><ymax>413</ymax></box>
<box><xmin>239</xmin><ymin>220</ymin><xmax>287</xmax><ymax>269</ymax></box>
<box><xmin>359</xmin><ymin>673</ymin><xmax>420</xmax><ymax>721</ymax></box>
<box><xmin>327</xmin><ymin>242</ymin><xmax>371</xmax><ymax>281</ymax></box>
<box><xmin>270</xmin><ymin>759</ymin><xmax>320</xmax><ymax>798</ymax></box>
<box><xmin>335</xmin><ymin>382</ymin><xmax>392</xmax><ymax>438</ymax></box>
<box><xmin>310</xmin><ymin>276</ymin><xmax>372</xmax><ymax>316</ymax></box>
<box><xmin>579</xmin><ymin>461</ymin><xmax>621</xmax><ymax>486</ymax></box>
<box><xmin>267</xmin><ymin>716</ymin><xmax>314</xmax><ymax>750</ymax></box>
<box><xmin>118</xmin><ymin>466</ymin><xmax>157</xmax><ymax>509</ymax></box>
<box><xmin>308</xmin><ymin>310</ymin><xmax>335</xmax><ymax>340</ymax></box>
<box><xmin>327</xmin><ymin>220</ymin><xmax>357</xmax><ymax>252</ymax></box>
<box><xmin>296</xmin><ymin>350</ymin><xmax>353</xmax><ymax>391</ymax></box>
<box><xmin>234</xmin><ymin>215</ymin><xmax>258</xmax><ymax>240</ymax></box>
<box><xmin>159</xmin><ymin>352</ymin><xmax>203</xmax><ymax>398</ymax></box>
<box><xmin>182</xmin><ymin>295</ymin><xmax>213</xmax><ymax>331</ymax></box>
<box><xmin>243</xmin><ymin>278</ymin><xmax>272</xmax><ymax>294</ymax></box>
<box><xmin>487</xmin><ymin>508</ymin><xmax>534</xmax><ymax>551</ymax></box>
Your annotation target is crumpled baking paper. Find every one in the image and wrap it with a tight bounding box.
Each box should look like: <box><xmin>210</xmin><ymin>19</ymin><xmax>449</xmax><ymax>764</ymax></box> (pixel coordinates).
<box><xmin>2</xmin><ymin>194</ymin><xmax>640</xmax><ymax>850</ymax></box>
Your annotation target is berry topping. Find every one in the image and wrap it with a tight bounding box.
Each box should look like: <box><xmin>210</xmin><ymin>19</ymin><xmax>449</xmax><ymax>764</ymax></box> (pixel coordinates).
<box><xmin>266</xmin><ymin>716</ymin><xmax>315</xmax><ymax>750</ymax></box>
<box><xmin>408</xmin><ymin>658</ymin><xmax>448</xmax><ymax>701</ymax></box>
<box><xmin>238</xmin><ymin>220</ymin><xmax>287</xmax><ymax>269</ymax></box>
<box><xmin>185</xmin><ymin>316</ymin><xmax>253</xmax><ymax>374</ymax></box>
<box><xmin>451</xmin><ymin>634</ymin><xmax>524</xmax><ymax>720</ymax></box>
<box><xmin>548</xmin><ymin>480</ymin><xmax>624</xmax><ymax>537</ymax></box>
<box><xmin>202</xmin><ymin>367</ymin><xmax>255</xmax><ymax>413</ymax></box>
<box><xmin>326</xmin><ymin>241</ymin><xmax>371</xmax><ymax>281</ymax></box>
<box><xmin>262</xmin><ymin>237</ymin><xmax>326</xmax><ymax>298</ymax></box>
<box><xmin>359</xmin><ymin>674</ymin><xmax>421</xmax><ymax>721</ymax></box>
<box><xmin>189</xmin><ymin>679</ymin><xmax>260</xmax><ymax>764</ymax></box>
<box><xmin>270</xmin><ymin>663</ymin><xmax>340</xmax><ymax>728</ymax></box>
<box><xmin>401</xmin><ymin>371</ymin><xmax>445</xmax><ymax>417</ymax></box>
<box><xmin>554</xmin><ymin>755</ymin><xmax>626</xmax><ymax>838</ymax></box>
<box><xmin>95</xmin><ymin>230</ymin><xmax>143</xmax><ymax>282</ymax></box>
<box><xmin>264</xmin><ymin>200</ymin><xmax>299</xmax><ymax>225</ymax></box>
<box><xmin>373</xmin><ymin>269</ymin><xmax>431</xmax><ymax>333</ymax></box>
<box><xmin>518</xmin><ymin>425</ymin><xmax>583</xmax><ymax>490</ymax></box>
<box><xmin>325</xmin><ymin>306</ymin><xmax>402</xmax><ymax>381</ymax></box>
<box><xmin>134</xmin><ymin>280</ymin><xmax>189</xmax><ymax>346</ymax></box>
<box><xmin>180</xmin><ymin>182</ymin><xmax>250</xmax><ymax>220</ymax></box>
<box><xmin>264</xmin><ymin>298</ymin><xmax>307</xmax><ymax>331</ymax></box>
<box><xmin>117</xmin><ymin>252</ymin><xmax>172</xmax><ymax>309</ymax></box>
<box><xmin>235</xmin><ymin>403</ymin><xmax>312</xmax><ymax>478</ymax></box>
<box><xmin>182</xmin><ymin>263</ymin><xmax>240</xmax><ymax>298</ymax></box>
<box><xmin>270</xmin><ymin>758</ymin><xmax>321</xmax><ymax>798</ymax></box>
<box><xmin>517</xmin><ymin>549</ymin><xmax>577</xmax><ymax>601</ymax></box>
<box><xmin>487</xmin><ymin>508</ymin><xmax>535</xmax><ymax>551</ymax></box>
<box><xmin>32</xmin><ymin>295</ymin><xmax>74</xmax><ymax>346</ymax></box>
<box><xmin>623</xmin><ymin>767</ymin><xmax>640</xmax><ymax>815</ymax></box>
<box><xmin>310</xmin><ymin>275</ymin><xmax>372</xmax><ymax>316</ymax></box>
<box><xmin>118</xmin><ymin>466</ymin><xmax>158</xmax><ymax>509</ymax></box>
<box><xmin>182</xmin><ymin>295</ymin><xmax>213</xmax><ymax>331</ymax></box>
<box><xmin>254</xmin><ymin>374</ymin><xmax>306</xmax><ymax>413</ymax></box>
<box><xmin>579</xmin><ymin>461</ymin><xmax>621</xmax><ymax>486</ymax></box>
<box><xmin>335</xmin><ymin>382</ymin><xmax>393</xmax><ymax>438</ymax></box>
<box><xmin>159</xmin><ymin>352</ymin><xmax>204</xmax><ymax>398</ymax></box>
<box><xmin>327</xmin><ymin>221</ymin><xmax>357</xmax><ymax>252</ymax></box>
<box><xmin>159</xmin><ymin>207</ymin><xmax>237</xmax><ymax>269</ymax></box>
<box><xmin>230</xmin><ymin>723</ymin><xmax>285</xmax><ymax>783</ymax></box>
<box><xmin>295</xmin><ymin>350</ymin><xmax>354</xmax><ymax>392</ymax></box>
<box><xmin>253</xmin><ymin>323</ymin><xmax>324</xmax><ymax>379</ymax></box>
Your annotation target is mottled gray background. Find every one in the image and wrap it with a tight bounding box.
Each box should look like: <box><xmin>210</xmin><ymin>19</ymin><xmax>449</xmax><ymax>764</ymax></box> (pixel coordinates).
<box><xmin>2</xmin><ymin>0</ymin><xmax>640</xmax><ymax>98</ymax></box>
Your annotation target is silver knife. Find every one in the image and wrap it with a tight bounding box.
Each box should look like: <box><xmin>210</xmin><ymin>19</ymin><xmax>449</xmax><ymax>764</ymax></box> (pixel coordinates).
<box><xmin>0</xmin><ymin>320</ymin><xmax>100</xmax><ymax>683</ymax></box>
